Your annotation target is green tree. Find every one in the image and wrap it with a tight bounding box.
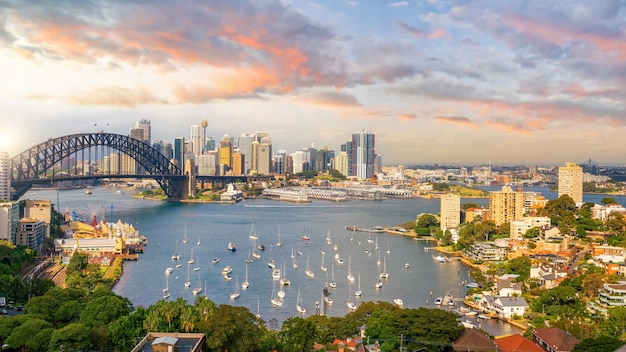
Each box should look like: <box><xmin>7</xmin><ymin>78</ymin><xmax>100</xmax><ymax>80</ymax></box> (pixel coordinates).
<box><xmin>524</xmin><ymin>227</ymin><xmax>541</xmax><ymax>239</ymax></box>
<box><xmin>416</xmin><ymin>214</ymin><xmax>439</xmax><ymax>234</ymax></box>
<box><xmin>48</xmin><ymin>323</ymin><xmax>92</xmax><ymax>352</ymax></box>
<box><xmin>572</xmin><ymin>336</ymin><xmax>623</xmax><ymax>352</ymax></box>
<box><xmin>79</xmin><ymin>294</ymin><xmax>131</xmax><ymax>328</ymax></box>
<box><xmin>601</xmin><ymin>197</ymin><xmax>617</xmax><ymax>205</ymax></box>
<box><xmin>5</xmin><ymin>318</ymin><xmax>53</xmax><ymax>352</ymax></box>
<box><xmin>66</xmin><ymin>251</ymin><xmax>89</xmax><ymax>276</ymax></box>
<box><xmin>461</xmin><ymin>202</ymin><xmax>481</xmax><ymax>210</ymax></box>
<box><xmin>365</xmin><ymin>309</ymin><xmax>398</xmax><ymax>352</ymax></box>
<box><xmin>504</xmin><ymin>256</ymin><xmax>531</xmax><ymax>282</ymax></box>
<box><xmin>24</xmin><ymin>295</ymin><xmax>61</xmax><ymax>322</ymax></box>
<box><xmin>279</xmin><ymin>317</ymin><xmax>317</xmax><ymax>352</ymax></box>
<box><xmin>109</xmin><ymin>307</ymin><xmax>148</xmax><ymax>352</ymax></box>
<box><xmin>205</xmin><ymin>305</ymin><xmax>264</xmax><ymax>352</ymax></box>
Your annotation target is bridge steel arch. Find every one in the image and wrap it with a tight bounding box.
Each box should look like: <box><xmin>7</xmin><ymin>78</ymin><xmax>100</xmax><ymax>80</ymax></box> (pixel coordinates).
<box><xmin>10</xmin><ymin>132</ymin><xmax>185</xmax><ymax>201</ymax></box>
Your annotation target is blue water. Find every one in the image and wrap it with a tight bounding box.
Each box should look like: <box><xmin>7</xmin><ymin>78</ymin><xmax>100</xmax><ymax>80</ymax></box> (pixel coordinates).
<box><xmin>30</xmin><ymin>185</ymin><xmax>617</xmax><ymax>335</ymax></box>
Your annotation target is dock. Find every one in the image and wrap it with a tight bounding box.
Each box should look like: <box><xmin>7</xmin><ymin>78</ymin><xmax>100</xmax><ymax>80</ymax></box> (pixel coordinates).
<box><xmin>120</xmin><ymin>254</ymin><xmax>139</xmax><ymax>261</ymax></box>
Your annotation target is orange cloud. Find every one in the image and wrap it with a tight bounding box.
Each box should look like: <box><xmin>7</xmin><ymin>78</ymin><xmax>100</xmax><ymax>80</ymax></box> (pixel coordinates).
<box><xmin>434</xmin><ymin>115</ymin><xmax>474</xmax><ymax>126</ymax></box>
<box><xmin>398</xmin><ymin>113</ymin><xmax>416</xmax><ymax>121</ymax></box>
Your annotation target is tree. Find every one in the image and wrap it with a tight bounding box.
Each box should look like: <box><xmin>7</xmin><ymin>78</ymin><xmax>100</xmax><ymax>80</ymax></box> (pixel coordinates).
<box><xmin>66</xmin><ymin>251</ymin><xmax>89</xmax><ymax>276</ymax></box>
<box><xmin>205</xmin><ymin>305</ymin><xmax>264</xmax><ymax>352</ymax></box>
<box><xmin>279</xmin><ymin>317</ymin><xmax>317</xmax><ymax>352</ymax></box>
<box><xmin>416</xmin><ymin>214</ymin><xmax>438</xmax><ymax>230</ymax></box>
<box><xmin>572</xmin><ymin>336</ymin><xmax>623</xmax><ymax>352</ymax></box>
<box><xmin>601</xmin><ymin>197</ymin><xmax>617</xmax><ymax>205</ymax></box>
<box><xmin>523</xmin><ymin>227</ymin><xmax>541</xmax><ymax>239</ymax></box>
<box><xmin>5</xmin><ymin>318</ymin><xmax>53</xmax><ymax>352</ymax></box>
<box><xmin>109</xmin><ymin>307</ymin><xmax>148</xmax><ymax>352</ymax></box>
<box><xmin>48</xmin><ymin>323</ymin><xmax>92</xmax><ymax>352</ymax></box>
<box><xmin>581</xmin><ymin>273</ymin><xmax>605</xmax><ymax>299</ymax></box>
<box><xmin>505</xmin><ymin>256</ymin><xmax>531</xmax><ymax>283</ymax></box>
<box><xmin>462</xmin><ymin>202</ymin><xmax>481</xmax><ymax>210</ymax></box>
<box><xmin>24</xmin><ymin>295</ymin><xmax>61</xmax><ymax>322</ymax></box>
<box><xmin>79</xmin><ymin>294</ymin><xmax>131</xmax><ymax>328</ymax></box>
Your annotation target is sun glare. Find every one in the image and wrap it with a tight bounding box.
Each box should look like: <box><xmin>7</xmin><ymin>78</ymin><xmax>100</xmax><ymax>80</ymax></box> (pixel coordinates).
<box><xmin>0</xmin><ymin>134</ymin><xmax>11</xmax><ymax>149</ymax></box>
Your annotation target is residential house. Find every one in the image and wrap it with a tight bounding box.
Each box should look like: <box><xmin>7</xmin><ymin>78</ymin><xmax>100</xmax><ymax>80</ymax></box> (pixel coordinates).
<box><xmin>530</xmin><ymin>263</ymin><xmax>568</xmax><ymax>289</ymax></box>
<box><xmin>496</xmin><ymin>275</ymin><xmax>523</xmax><ymax>297</ymax></box>
<box><xmin>532</xmin><ymin>328</ymin><xmax>580</xmax><ymax>352</ymax></box>
<box><xmin>495</xmin><ymin>334</ymin><xmax>543</xmax><ymax>352</ymax></box>
<box><xmin>599</xmin><ymin>282</ymin><xmax>626</xmax><ymax>307</ymax></box>
<box><xmin>131</xmin><ymin>332</ymin><xmax>206</xmax><ymax>352</ymax></box>
<box><xmin>480</xmin><ymin>296</ymin><xmax>529</xmax><ymax>319</ymax></box>
<box><xmin>591</xmin><ymin>203</ymin><xmax>626</xmax><ymax>221</ymax></box>
<box><xmin>452</xmin><ymin>329</ymin><xmax>497</xmax><ymax>352</ymax></box>
<box><xmin>464</xmin><ymin>243</ymin><xmax>507</xmax><ymax>262</ymax></box>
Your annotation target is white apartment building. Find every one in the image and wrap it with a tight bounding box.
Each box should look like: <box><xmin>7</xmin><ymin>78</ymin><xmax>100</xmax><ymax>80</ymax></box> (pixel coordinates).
<box><xmin>509</xmin><ymin>217</ymin><xmax>551</xmax><ymax>240</ymax></box>
<box><xmin>440</xmin><ymin>193</ymin><xmax>460</xmax><ymax>231</ymax></box>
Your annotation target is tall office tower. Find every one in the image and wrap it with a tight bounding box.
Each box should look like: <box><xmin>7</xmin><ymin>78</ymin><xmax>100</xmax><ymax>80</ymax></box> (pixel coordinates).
<box><xmin>205</xmin><ymin>137</ymin><xmax>215</xmax><ymax>152</ymax></box>
<box><xmin>489</xmin><ymin>186</ymin><xmax>525</xmax><ymax>226</ymax></box>
<box><xmin>292</xmin><ymin>151</ymin><xmax>304</xmax><ymax>173</ymax></box>
<box><xmin>285</xmin><ymin>154</ymin><xmax>293</xmax><ymax>174</ymax></box>
<box><xmin>135</xmin><ymin>119</ymin><xmax>151</xmax><ymax>144</ymax></box>
<box><xmin>152</xmin><ymin>141</ymin><xmax>163</xmax><ymax>155</ymax></box>
<box><xmin>0</xmin><ymin>150</ymin><xmax>10</xmax><ymax>201</ymax></box>
<box><xmin>219</xmin><ymin>134</ymin><xmax>233</xmax><ymax>169</ymax></box>
<box><xmin>257</xmin><ymin>138</ymin><xmax>272</xmax><ymax>175</ymax></box>
<box><xmin>315</xmin><ymin>149</ymin><xmax>327</xmax><ymax>172</ymax></box>
<box><xmin>0</xmin><ymin>201</ymin><xmax>19</xmax><ymax>243</ymax></box>
<box><xmin>162</xmin><ymin>143</ymin><xmax>173</xmax><ymax>160</ymax></box>
<box><xmin>129</xmin><ymin>127</ymin><xmax>144</xmax><ymax>142</ymax></box>
<box><xmin>349</xmin><ymin>129</ymin><xmax>375</xmax><ymax>180</ymax></box>
<box><xmin>190</xmin><ymin>125</ymin><xmax>203</xmax><ymax>156</ymax></box>
<box><xmin>273</xmin><ymin>150</ymin><xmax>286</xmax><ymax>175</ymax></box>
<box><xmin>333</xmin><ymin>151</ymin><xmax>349</xmax><ymax>177</ymax></box>
<box><xmin>374</xmin><ymin>154</ymin><xmax>382</xmax><ymax>175</ymax></box>
<box><xmin>201</xmin><ymin>118</ymin><xmax>208</xmax><ymax>154</ymax></box>
<box><xmin>238</xmin><ymin>133</ymin><xmax>256</xmax><ymax>174</ymax></box>
<box><xmin>250</xmin><ymin>140</ymin><xmax>259</xmax><ymax>174</ymax></box>
<box><xmin>440</xmin><ymin>193</ymin><xmax>461</xmax><ymax>231</ymax></box>
<box><xmin>558</xmin><ymin>162</ymin><xmax>583</xmax><ymax>204</ymax></box>
<box><xmin>174</xmin><ymin>137</ymin><xmax>185</xmax><ymax>169</ymax></box>
<box><xmin>232</xmin><ymin>152</ymin><xmax>245</xmax><ymax>176</ymax></box>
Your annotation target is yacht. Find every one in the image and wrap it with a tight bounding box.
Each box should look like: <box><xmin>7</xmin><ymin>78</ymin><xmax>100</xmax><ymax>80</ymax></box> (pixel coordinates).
<box><xmin>272</xmin><ymin>268</ymin><xmax>281</xmax><ymax>280</ymax></box>
<box><xmin>329</xmin><ymin>264</ymin><xmax>337</xmax><ymax>288</ymax></box>
<box><xmin>248</xmin><ymin>223</ymin><xmax>258</xmax><ymax>240</ymax></box>
<box><xmin>355</xmin><ymin>273</ymin><xmax>362</xmax><ymax>297</ymax></box>
<box><xmin>212</xmin><ymin>258</ymin><xmax>220</xmax><ymax>264</ymax></box>
<box><xmin>270</xmin><ymin>282</ymin><xmax>282</xmax><ymax>307</ymax></box>
<box><xmin>379</xmin><ymin>255</ymin><xmax>389</xmax><ymax>279</ymax></box>
<box><xmin>305</xmin><ymin>254</ymin><xmax>314</xmax><ymax>278</ymax></box>
<box><xmin>394</xmin><ymin>298</ymin><xmax>404</xmax><ymax>306</ymax></box>
<box><xmin>296</xmin><ymin>285</ymin><xmax>306</xmax><ymax>314</ymax></box>
<box><xmin>228</xmin><ymin>242</ymin><xmax>237</xmax><ymax>252</ymax></box>
<box><xmin>230</xmin><ymin>276</ymin><xmax>240</xmax><ymax>300</ymax></box>
<box><xmin>165</xmin><ymin>267</ymin><xmax>173</xmax><ymax>275</ymax></box>
<box><xmin>242</xmin><ymin>265</ymin><xmax>250</xmax><ymax>290</ymax></box>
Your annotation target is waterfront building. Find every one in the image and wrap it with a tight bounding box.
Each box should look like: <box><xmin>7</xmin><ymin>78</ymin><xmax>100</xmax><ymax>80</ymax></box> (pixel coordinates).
<box><xmin>190</xmin><ymin>124</ymin><xmax>203</xmax><ymax>156</ymax></box>
<box><xmin>481</xmin><ymin>296</ymin><xmax>529</xmax><ymax>319</ymax></box>
<box><xmin>0</xmin><ymin>149</ymin><xmax>9</xmax><ymax>201</ymax></box>
<box><xmin>489</xmin><ymin>186</ymin><xmax>525</xmax><ymax>226</ymax></box>
<box><xmin>464</xmin><ymin>242</ymin><xmax>506</xmax><ymax>261</ymax></box>
<box><xmin>16</xmin><ymin>218</ymin><xmax>47</xmax><ymax>251</ymax></box>
<box><xmin>0</xmin><ymin>201</ymin><xmax>19</xmax><ymax>243</ymax></box>
<box><xmin>349</xmin><ymin>129</ymin><xmax>375</xmax><ymax>180</ymax></box>
<box><xmin>558</xmin><ymin>162</ymin><xmax>583</xmax><ymax>204</ymax></box>
<box><xmin>509</xmin><ymin>217</ymin><xmax>551</xmax><ymax>240</ymax></box>
<box><xmin>262</xmin><ymin>189</ymin><xmax>309</xmax><ymax>202</ymax></box>
<box><xmin>440</xmin><ymin>193</ymin><xmax>460</xmax><ymax>232</ymax></box>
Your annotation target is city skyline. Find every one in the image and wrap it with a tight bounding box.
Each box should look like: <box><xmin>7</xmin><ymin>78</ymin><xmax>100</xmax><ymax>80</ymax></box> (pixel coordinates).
<box><xmin>1</xmin><ymin>1</ymin><xmax>625</xmax><ymax>164</ymax></box>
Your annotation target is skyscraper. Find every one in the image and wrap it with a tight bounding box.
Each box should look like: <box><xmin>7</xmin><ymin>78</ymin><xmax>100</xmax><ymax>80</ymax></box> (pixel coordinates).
<box><xmin>190</xmin><ymin>124</ymin><xmax>203</xmax><ymax>156</ymax></box>
<box><xmin>0</xmin><ymin>149</ymin><xmax>10</xmax><ymax>201</ymax></box>
<box><xmin>558</xmin><ymin>162</ymin><xmax>583</xmax><ymax>204</ymax></box>
<box><xmin>257</xmin><ymin>137</ymin><xmax>272</xmax><ymax>175</ymax></box>
<box><xmin>348</xmin><ymin>130</ymin><xmax>375</xmax><ymax>180</ymax></box>
<box><xmin>219</xmin><ymin>134</ymin><xmax>233</xmax><ymax>170</ymax></box>
<box><xmin>489</xmin><ymin>186</ymin><xmax>525</xmax><ymax>226</ymax></box>
<box><xmin>238</xmin><ymin>133</ymin><xmax>256</xmax><ymax>174</ymax></box>
<box><xmin>440</xmin><ymin>193</ymin><xmax>461</xmax><ymax>231</ymax></box>
<box><xmin>135</xmin><ymin>119</ymin><xmax>151</xmax><ymax>145</ymax></box>
<box><xmin>174</xmin><ymin>137</ymin><xmax>185</xmax><ymax>170</ymax></box>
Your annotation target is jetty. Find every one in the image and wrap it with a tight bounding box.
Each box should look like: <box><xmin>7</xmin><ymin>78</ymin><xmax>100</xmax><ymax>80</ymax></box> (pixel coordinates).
<box><xmin>344</xmin><ymin>225</ymin><xmax>385</xmax><ymax>233</ymax></box>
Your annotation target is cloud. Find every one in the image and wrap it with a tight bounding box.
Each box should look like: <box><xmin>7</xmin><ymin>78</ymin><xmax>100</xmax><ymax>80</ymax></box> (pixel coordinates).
<box><xmin>398</xmin><ymin>113</ymin><xmax>416</xmax><ymax>121</ymax></box>
<box><xmin>434</xmin><ymin>115</ymin><xmax>474</xmax><ymax>126</ymax></box>
<box><xmin>297</xmin><ymin>91</ymin><xmax>362</xmax><ymax>108</ymax></box>
<box><xmin>388</xmin><ymin>2</ymin><xmax>409</xmax><ymax>8</ymax></box>
<box><xmin>397</xmin><ymin>21</ymin><xmax>447</xmax><ymax>39</ymax></box>
<box><xmin>486</xmin><ymin>117</ymin><xmax>532</xmax><ymax>134</ymax></box>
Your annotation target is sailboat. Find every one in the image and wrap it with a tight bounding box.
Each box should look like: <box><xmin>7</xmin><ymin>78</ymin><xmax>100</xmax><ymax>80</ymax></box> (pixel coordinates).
<box><xmin>252</xmin><ymin>238</ymin><xmax>261</xmax><ymax>259</ymax></box>
<box><xmin>171</xmin><ymin>241</ymin><xmax>180</xmax><ymax>261</ymax></box>
<box><xmin>325</xmin><ymin>229</ymin><xmax>332</xmax><ymax>245</ymax></box>
<box><xmin>347</xmin><ymin>255</ymin><xmax>355</xmax><ymax>282</ymax></box>
<box><xmin>305</xmin><ymin>253</ymin><xmax>314</xmax><ymax>278</ymax></box>
<box><xmin>188</xmin><ymin>247</ymin><xmax>194</xmax><ymax>265</ymax></box>
<box><xmin>380</xmin><ymin>255</ymin><xmax>389</xmax><ymax>279</ymax></box>
<box><xmin>163</xmin><ymin>271</ymin><xmax>170</xmax><ymax>298</ymax></box>
<box><xmin>355</xmin><ymin>273</ymin><xmax>362</xmax><ymax>297</ymax></box>
<box><xmin>184</xmin><ymin>262</ymin><xmax>191</xmax><ymax>288</ymax></box>
<box><xmin>302</xmin><ymin>225</ymin><xmax>310</xmax><ymax>240</ymax></box>
<box><xmin>182</xmin><ymin>224</ymin><xmax>188</xmax><ymax>244</ymax></box>
<box><xmin>270</xmin><ymin>281</ymin><xmax>282</xmax><ymax>306</ymax></box>
<box><xmin>230</xmin><ymin>275</ymin><xmax>240</xmax><ymax>300</ymax></box>
<box><xmin>280</xmin><ymin>261</ymin><xmax>290</xmax><ymax>286</ymax></box>
<box><xmin>293</xmin><ymin>254</ymin><xmax>299</xmax><ymax>269</ymax></box>
<box><xmin>197</xmin><ymin>235</ymin><xmax>201</xmax><ymax>246</ymax></box>
<box><xmin>242</xmin><ymin>264</ymin><xmax>250</xmax><ymax>290</ymax></box>
<box><xmin>276</xmin><ymin>225</ymin><xmax>282</xmax><ymax>247</ymax></box>
<box><xmin>256</xmin><ymin>299</ymin><xmax>261</xmax><ymax>319</ymax></box>
<box><xmin>329</xmin><ymin>264</ymin><xmax>337</xmax><ymax>288</ymax></box>
<box><xmin>296</xmin><ymin>285</ymin><xmax>306</xmax><ymax>314</ymax></box>
<box><xmin>267</xmin><ymin>244</ymin><xmax>275</xmax><ymax>268</ymax></box>
<box><xmin>375</xmin><ymin>260</ymin><xmax>383</xmax><ymax>288</ymax></box>
<box><xmin>245</xmin><ymin>249</ymin><xmax>253</xmax><ymax>264</ymax></box>
<box><xmin>278</xmin><ymin>276</ymin><xmax>286</xmax><ymax>299</ymax></box>
<box><xmin>374</xmin><ymin>235</ymin><xmax>379</xmax><ymax>250</ymax></box>
<box><xmin>387</xmin><ymin>238</ymin><xmax>390</xmax><ymax>254</ymax></box>
<box><xmin>192</xmin><ymin>270</ymin><xmax>202</xmax><ymax>295</ymax></box>
<box><xmin>320</xmin><ymin>250</ymin><xmax>327</xmax><ymax>272</ymax></box>
<box><xmin>347</xmin><ymin>281</ymin><xmax>357</xmax><ymax>310</ymax></box>
<box><xmin>291</xmin><ymin>246</ymin><xmax>295</xmax><ymax>259</ymax></box>
<box><xmin>377</xmin><ymin>249</ymin><xmax>382</xmax><ymax>266</ymax></box>
<box><xmin>249</xmin><ymin>223</ymin><xmax>258</xmax><ymax>240</ymax></box>
<box><xmin>193</xmin><ymin>256</ymin><xmax>200</xmax><ymax>271</ymax></box>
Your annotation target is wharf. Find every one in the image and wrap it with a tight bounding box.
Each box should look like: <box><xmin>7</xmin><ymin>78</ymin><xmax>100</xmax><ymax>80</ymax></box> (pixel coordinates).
<box><xmin>463</xmin><ymin>298</ymin><xmax>528</xmax><ymax>331</ymax></box>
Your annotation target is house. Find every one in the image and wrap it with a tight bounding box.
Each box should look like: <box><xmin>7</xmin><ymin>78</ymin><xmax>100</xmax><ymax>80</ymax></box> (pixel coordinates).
<box><xmin>452</xmin><ymin>329</ymin><xmax>497</xmax><ymax>351</ymax></box>
<box><xmin>495</xmin><ymin>334</ymin><xmax>543</xmax><ymax>352</ymax></box>
<box><xmin>481</xmin><ymin>296</ymin><xmax>529</xmax><ymax>319</ymax></box>
<box><xmin>599</xmin><ymin>282</ymin><xmax>626</xmax><ymax>307</ymax></box>
<box><xmin>530</xmin><ymin>263</ymin><xmax>567</xmax><ymax>289</ymax></box>
<box><xmin>496</xmin><ymin>277</ymin><xmax>523</xmax><ymax>297</ymax></box>
<box><xmin>131</xmin><ymin>332</ymin><xmax>206</xmax><ymax>352</ymax></box>
<box><xmin>464</xmin><ymin>243</ymin><xmax>507</xmax><ymax>262</ymax></box>
<box><xmin>532</xmin><ymin>328</ymin><xmax>580</xmax><ymax>352</ymax></box>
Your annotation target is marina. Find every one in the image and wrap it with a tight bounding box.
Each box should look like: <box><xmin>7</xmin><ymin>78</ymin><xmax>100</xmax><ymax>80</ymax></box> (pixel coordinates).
<box><xmin>36</xmin><ymin>186</ymin><xmax>526</xmax><ymax>336</ymax></box>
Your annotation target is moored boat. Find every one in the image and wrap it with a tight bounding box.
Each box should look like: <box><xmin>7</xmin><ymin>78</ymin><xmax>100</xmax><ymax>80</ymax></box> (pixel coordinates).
<box><xmin>228</xmin><ymin>242</ymin><xmax>236</xmax><ymax>252</ymax></box>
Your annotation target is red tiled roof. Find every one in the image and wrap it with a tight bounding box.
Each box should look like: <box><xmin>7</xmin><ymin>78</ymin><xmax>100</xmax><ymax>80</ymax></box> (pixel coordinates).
<box><xmin>533</xmin><ymin>328</ymin><xmax>580</xmax><ymax>351</ymax></box>
<box><xmin>495</xmin><ymin>334</ymin><xmax>543</xmax><ymax>352</ymax></box>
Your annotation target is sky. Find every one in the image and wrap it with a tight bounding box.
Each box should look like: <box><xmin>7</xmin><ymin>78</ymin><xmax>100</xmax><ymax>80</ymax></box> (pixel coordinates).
<box><xmin>1</xmin><ymin>0</ymin><xmax>625</xmax><ymax>165</ymax></box>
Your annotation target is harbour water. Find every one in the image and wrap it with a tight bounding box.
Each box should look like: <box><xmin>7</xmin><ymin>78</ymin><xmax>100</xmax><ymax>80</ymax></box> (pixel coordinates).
<box><xmin>30</xmin><ymin>185</ymin><xmax>626</xmax><ymax>335</ymax></box>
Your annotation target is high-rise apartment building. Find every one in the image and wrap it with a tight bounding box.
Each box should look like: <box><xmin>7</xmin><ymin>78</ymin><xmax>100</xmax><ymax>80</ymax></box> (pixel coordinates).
<box><xmin>257</xmin><ymin>139</ymin><xmax>272</xmax><ymax>175</ymax></box>
<box><xmin>197</xmin><ymin>154</ymin><xmax>217</xmax><ymax>176</ymax></box>
<box><xmin>344</xmin><ymin>130</ymin><xmax>375</xmax><ymax>180</ymax></box>
<box><xmin>135</xmin><ymin>119</ymin><xmax>151</xmax><ymax>145</ymax></box>
<box><xmin>440</xmin><ymin>193</ymin><xmax>461</xmax><ymax>231</ymax></box>
<box><xmin>190</xmin><ymin>125</ymin><xmax>203</xmax><ymax>156</ymax></box>
<box><xmin>0</xmin><ymin>201</ymin><xmax>19</xmax><ymax>243</ymax></box>
<box><xmin>489</xmin><ymin>186</ymin><xmax>525</xmax><ymax>226</ymax></box>
<box><xmin>238</xmin><ymin>133</ymin><xmax>256</xmax><ymax>174</ymax></box>
<box><xmin>333</xmin><ymin>151</ymin><xmax>349</xmax><ymax>177</ymax></box>
<box><xmin>558</xmin><ymin>162</ymin><xmax>583</xmax><ymax>204</ymax></box>
<box><xmin>0</xmin><ymin>150</ymin><xmax>10</xmax><ymax>201</ymax></box>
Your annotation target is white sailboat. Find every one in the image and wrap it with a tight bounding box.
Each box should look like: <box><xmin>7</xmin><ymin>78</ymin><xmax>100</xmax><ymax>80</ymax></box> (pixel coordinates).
<box><xmin>377</xmin><ymin>250</ymin><xmax>381</xmax><ymax>266</ymax></box>
<box><xmin>270</xmin><ymin>281</ymin><xmax>282</xmax><ymax>306</ymax></box>
<box><xmin>197</xmin><ymin>235</ymin><xmax>201</xmax><ymax>246</ymax></box>
<box><xmin>245</xmin><ymin>249</ymin><xmax>253</xmax><ymax>263</ymax></box>
<box><xmin>305</xmin><ymin>253</ymin><xmax>314</xmax><ymax>278</ymax></box>
<box><xmin>192</xmin><ymin>269</ymin><xmax>202</xmax><ymax>295</ymax></box>
<box><xmin>347</xmin><ymin>255</ymin><xmax>355</xmax><ymax>282</ymax></box>
<box><xmin>292</xmin><ymin>254</ymin><xmax>299</xmax><ymax>269</ymax></box>
<box><xmin>277</xmin><ymin>278</ymin><xmax>286</xmax><ymax>299</ymax></box>
<box><xmin>171</xmin><ymin>241</ymin><xmax>180</xmax><ymax>261</ymax></box>
<box><xmin>280</xmin><ymin>261</ymin><xmax>290</xmax><ymax>286</ymax></box>
<box><xmin>267</xmin><ymin>244</ymin><xmax>275</xmax><ymax>268</ymax></box>
<box><xmin>329</xmin><ymin>264</ymin><xmax>337</xmax><ymax>288</ymax></box>
<box><xmin>276</xmin><ymin>225</ymin><xmax>282</xmax><ymax>247</ymax></box>
<box><xmin>355</xmin><ymin>273</ymin><xmax>362</xmax><ymax>297</ymax></box>
<box><xmin>182</xmin><ymin>224</ymin><xmax>188</xmax><ymax>244</ymax></box>
<box><xmin>184</xmin><ymin>262</ymin><xmax>191</xmax><ymax>288</ymax></box>
<box><xmin>320</xmin><ymin>250</ymin><xmax>327</xmax><ymax>272</ymax></box>
<box><xmin>230</xmin><ymin>275</ymin><xmax>240</xmax><ymax>300</ymax></box>
<box><xmin>193</xmin><ymin>256</ymin><xmax>200</xmax><ymax>271</ymax></box>
<box><xmin>325</xmin><ymin>229</ymin><xmax>332</xmax><ymax>245</ymax></box>
<box><xmin>296</xmin><ymin>285</ymin><xmax>306</xmax><ymax>314</ymax></box>
<box><xmin>252</xmin><ymin>238</ymin><xmax>261</xmax><ymax>259</ymax></box>
<box><xmin>256</xmin><ymin>299</ymin><xmax>261</xmax><ymax>319</ymax></box>
<box><xmin>380</xmin><ymin>255</ymin><xmax>389</xmax><ymax>279</ymax></box>
<box><xmin>163</xmin><ymin>271</ymin><xmax>170</xmax><ymax>294</ymax></box>
<box><xmin>188</xmin><ymin>247</ymin><xmax>194</xmax><ymax>265</ymax></box>
<box><xmin>347</xmin><ymin>281</ymin><xmax>357</xmax><ymax>310</ymax></box>
<box><xmin>374</xmin><ymin>235</ymin><xmax>379</xmax><ymax>250</ymax></box>
<box><xmin>249</xmin><ymin>222</ymin><xmax>258</xmax><ymax>240</ymax></box>
<box><xmin>387</xmin><ymin>238</ymin><xmax>390</xmax><ymax>254</ymax></box>
<box><xmin>394</xmin><ymin>298</ymin><xmax>404</xmax><ymax>306</ymax></box>
<box><xmin>242</xmin><ymin>264</ymin><xmax>250</xmax><ymax>290</ymax></box>
<box><xmin>291</xmin><ymin>246</ymin><xmax>295</xmax><ymax>259</ymax></box>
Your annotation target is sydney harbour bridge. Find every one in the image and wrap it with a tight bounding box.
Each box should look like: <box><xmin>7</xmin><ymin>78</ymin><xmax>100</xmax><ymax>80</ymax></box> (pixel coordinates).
<box><xmin>9</xmin><ymin>132</ymin><xmax>270</xmax><ymax>201</ymax></box>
